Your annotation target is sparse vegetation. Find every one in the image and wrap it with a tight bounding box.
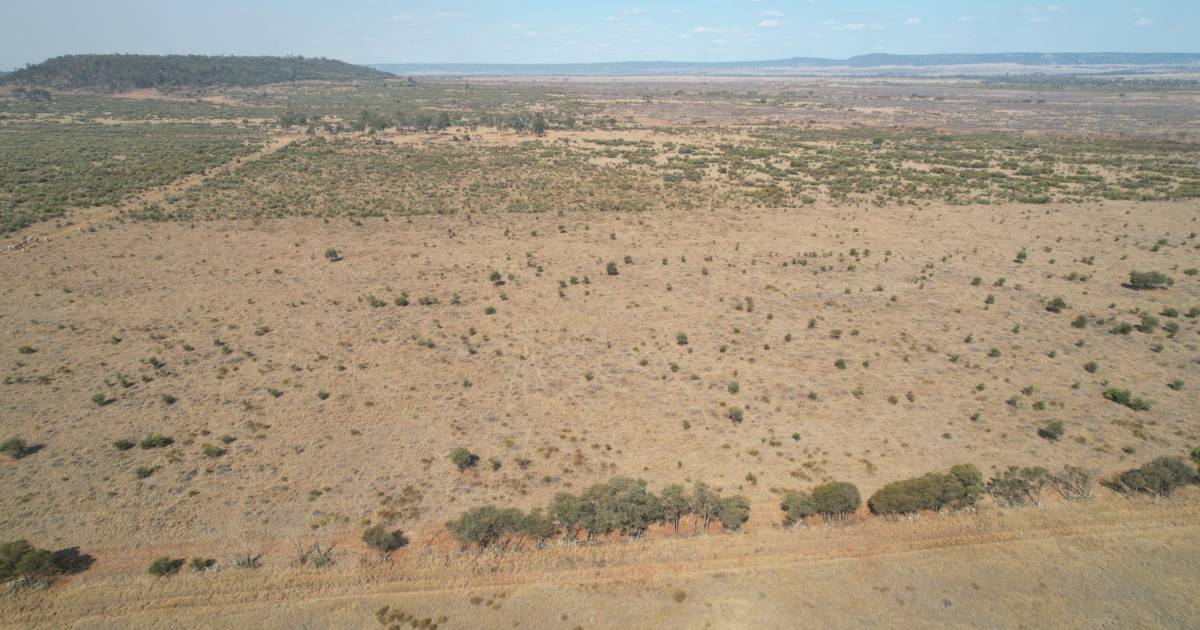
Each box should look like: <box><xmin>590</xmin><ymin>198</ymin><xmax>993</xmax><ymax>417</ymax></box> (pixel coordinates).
<box><xmin>867</xmin><ymin>465</ymin><xmax>983</xmax><ymax>515</ymax></box>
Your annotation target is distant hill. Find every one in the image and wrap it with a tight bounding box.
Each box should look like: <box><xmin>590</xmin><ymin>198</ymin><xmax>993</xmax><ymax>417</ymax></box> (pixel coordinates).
<box><xmin>374</xmin><ymin>52</ymin><xmax>1200</xmax><ymax>76</ymax></box>
<box><xmin>2</xmin><ymin>54</ymin><xmax>391</xmax><ymax>90</ymax></box>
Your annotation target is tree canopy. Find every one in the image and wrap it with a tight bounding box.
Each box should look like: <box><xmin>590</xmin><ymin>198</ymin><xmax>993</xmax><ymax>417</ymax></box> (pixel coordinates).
<box><xmin>2</xmin><ymin>54</ymin><xmax>390</xmax><ymax>91</ymax></box>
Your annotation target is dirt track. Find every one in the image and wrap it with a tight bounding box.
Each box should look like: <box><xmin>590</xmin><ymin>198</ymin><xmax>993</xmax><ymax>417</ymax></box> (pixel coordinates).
<box><xmin>3</xmin><ymin>493</ymin><xmax>1197</xmax><ymax>628</ymax></box>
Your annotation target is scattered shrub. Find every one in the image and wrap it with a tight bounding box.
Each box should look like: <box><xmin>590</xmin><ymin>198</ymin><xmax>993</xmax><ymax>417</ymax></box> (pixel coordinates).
<box><xmin>449</xmin><ymin>447</ymin><xmax>479</xmax><ymax>471</ymax></box>
<box><xmin>1049</xmin><ymin>465</ymin><xmax>1097</xmax><ymax>501</ymax></box>
<box><xmin>1045</xmin><ymin>297</ymin><xmax>1067</xmax><ymax>313</ymax></box>
<box><xmin>362</xmin><ymin>525</ymin><xmax>407</xmax><ymax>555</ymax></box>
<box><xmin>867</xmin><ymin>464</ymin><xmax>982</xmax><ymax>515</ymax></box>
<box><xmin>781</xmin><ymin>481</ymin><xmax>861</xmax><ymax>523</ymax></box>
<box><xmin>0</xmin><ymin>438</ymin><xmax>33</xmax><ymax>459</ymax></box>
<box><xmin>1113</xmin><ymin>457</ymin><xmax>1199</xmax><ymax>496</ymax></box>
<box><xmin>1103</xmin><ymin>388</ymin><xmax>1151</xmax><ymax>411</ymax></box>
<box><xmin>139</xmin><ymin>434</ymin><xmax>174</xmax><ymax>449</ymax></box>
<box><xmin>1038</xmin><ymin>420</ymin><xmax>1065</xmax><ymax>441</ymax></box>
<box><xmin>0</xmin><ymin>537</ymin><xmax>58</xmax><ymax>583</ymax></box>
<box><xmin>1127</xmin><ymin>270</ymin><xmax>1172</xmax><ymax>290</ymax></box>
<box><xmin>986</xmin><ymin>466</ymin><xmax>1049</xmax><ymax>507</ymax></box>
<box><xmin>606</xmin><ymin>261</ymin><xmax>618</xmax><ymax>276</ymax></box>
<box><xmin>147</xmin><ymin>556</ymin><xmax>181</xmax><ymax>577</ymax></box>
<box><xmin>717</xmin><ymin>495</ymin><xmax>751</xmax><ymax>531</ymax></box>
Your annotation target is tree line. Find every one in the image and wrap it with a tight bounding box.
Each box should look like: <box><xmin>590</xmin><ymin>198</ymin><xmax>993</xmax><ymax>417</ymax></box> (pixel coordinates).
<box><xmin>439</xmin><ymin>453</ymin><xmax>1200</xmax><ymax>552</ymax></box>
<box><xmin>2</xmin><ymin>54</ymin><xmax>391</xmax><ymax>91</ymax></box>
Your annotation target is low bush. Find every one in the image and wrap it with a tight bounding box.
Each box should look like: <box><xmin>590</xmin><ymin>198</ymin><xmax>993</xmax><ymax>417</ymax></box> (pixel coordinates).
<box><xmin>0</xmin><ymin>437</ymin><xmax>33</xmax><ymax>459</ymax></box>
<box><xmin>867</xmin><ymin>464</ymin><xmax>982</xmax><ymax>515</ymax></box>
<box><xmin>1049</xmin><ymin>465</ymin><xmax>1097</xmax><ymax>501</ymax></box>
<box><xmin>1127</xmin><ymin>270</ymin><xmax>1172</xmax><ymax>290</ymax></box>
<box><xmin>717</xmin><ymin>495</ymin><xmax>751</xmax><ymax>531</ymax></box>
<box><xmin>986</xmin><ymin>466</ymin><xmax>1049</xmax><ymax>507</ymax></box>
<box><xmin>139</xmin><ymin>434</ymin><xmax>174</xmax><ymax>449</ymax></box>
<box><xmin>0</xmin><ymin>540</ymin><xmax>59</xmax><ymax>582</ymax></box>
<box><xmin>781</xmin><ymin>481</ymin><xmax>861</xmax><ymax>523</ymax></box>
<box><xmin>1112</xmin><ymin>457</ymin><xmax>1199</xmax><ymax>496</ymax></box>
<box><xmin>1103</xmin><ymin>388</ymin><xmax>1151</xmax><ymax>411</ymax></box>
<box><xmin>147</xmin><ymin>556</ymin><xmax>181</xmax><ymax>577</ymax></box>
<box><xmin>362</xmin><ymin>525</ymin><xmax>407</xmax><ymax>556</ymax></box>
<box><xmin>449</xmin><ymin>447</ymin><xmax>479</xmax><ymax>471</ymax></box>
<box><xmin>1038</xmin><ymin>420</ymin><xmax>1065</xmax><ymax>441</ymax></box>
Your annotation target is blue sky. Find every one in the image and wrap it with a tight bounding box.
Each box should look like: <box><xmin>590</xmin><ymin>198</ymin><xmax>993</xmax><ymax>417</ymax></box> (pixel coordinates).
<box><xmin>1</xmin><ymin>1</ymin><xmax>1196</xmax><ymax>69</ymax></box>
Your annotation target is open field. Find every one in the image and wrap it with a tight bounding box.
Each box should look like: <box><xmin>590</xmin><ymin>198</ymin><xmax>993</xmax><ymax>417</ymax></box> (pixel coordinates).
<box><xmin>1</xmin><ymin>75</ymin><xmax>1198</xmax><ymax>627</ymax></box>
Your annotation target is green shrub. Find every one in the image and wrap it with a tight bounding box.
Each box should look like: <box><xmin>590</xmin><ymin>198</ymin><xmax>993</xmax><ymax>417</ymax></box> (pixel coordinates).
<box><xmin>449</xmin><ymin>447</ymin><xmax>478</xmax><ymax>471</ymax></box>
<box><xmin>200</xmin><ymin>444</ymin><xmax>225</xmax><ymax>458</ymax></box>
<box><xmin>1103</xmin><ymin>388</ymin><xmax>1151</xmax><ymax>411</ymax></box>
<box><xmin>323</xmin><ymin>248</ymin><xmax>341</xmax><ymax>262</ymax></box>
<box><xmin>1113</xmin><ymin>457</ymin><xmax>1199</xmax><ymax>496</ymax></box>
<box><xmin>147</xmin><ymin>556</ymin><xmax>180</xmax><ymax>577</ymax></box>
<box><xmin>1038</xmin><ymin>420</ymin><xmax>1065</xmax><ymax>441</ymax></box>
<box><xmin>676</xmin><ymin>333</ymin><xmax>688</xmax><ymax>346</ymax></box>
<box><xmin>716</xmin><ymin>495</ymin><xmax>751</xmax><ymax>531</ymax></box>
<box><xmin>1049</xmin><ymin>465</ymin><xmax>1097</xmax><ymax>501</ymax></box>
<box><xmin>986</xmin><ymin>466</ymin><xmax>1049</xmax><ymax>507</ymax></box>
<box><xmin>1084</xmin><ymin>361</ymin><xmax>1098</xmax><ymax>374</ymax></box>
<box><xmin>781</xmin><ymin>481</ymin><xmax>861</xmax><ymax>523</ymax></box>
<box><xmin>606</xmin><ymin>261</ymin><xmax>618</xmax><ymax>276</ymax></box>
<box><xmin>728</xmin><ymin>407</ymin><xmax>744</xmax><ymax>423</ymax></box>
<box><xmin>362</xmin><ymin>525</ymin><xmax>406</xmax><ymax>554</ymax></box>
<box><xmin>139</xmin><ymin>434</ymin><xmax>174</xmax><ymax>449</ymax></box>
<box><xmin>445</xmin><ymin>505</ymin><xmax>528</xmax><ymax>550</ymax></box>
<box><xmin>0</xmin><ymin>540</ymin><xmax>60</xmax><ymax>582</ymax></box>
<box><xmin>0</xmin><ymin>438</ymin><xmax>33</xmax><ymax>459</ymax></box>
<box><xmin>1127</xmin><ymin>270</ymin><xmax>1172</xmax><ymax>290</ymax></box>
<box><xmin>112</xmin><ymin>439</ymin><xmax>135</xmax><ymax>451</ymax></box>
<box><xmin>1045</xmin><ymin>297</ymin><xmax>1067</xmax><ymax>313</ymax></box>
<box><xmin>1109</xmin><ymin>322</ymin><xmax>1133</xmax><ymax>335</ymax></box>
<box><xmin>867</xmin><ymin>464</ymin><xmax>982</xmax><ymax>515</ymax></box>
<box><xmin>1071</xmin><ymin>315</ymin><xmax>1088</xmax><ymax>329</ymax></box>
<box><xmin>189</xmin><ymin>557</ymin><xmax>214</xmax><ymax>572</ymax></box>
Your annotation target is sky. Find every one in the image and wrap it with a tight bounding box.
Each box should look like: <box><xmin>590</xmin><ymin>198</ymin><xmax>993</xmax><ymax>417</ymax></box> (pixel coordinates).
<box><xmin>1</xmin><ymin>1</ymin><xmax>1197</xmax><ymax>69</ymax></box>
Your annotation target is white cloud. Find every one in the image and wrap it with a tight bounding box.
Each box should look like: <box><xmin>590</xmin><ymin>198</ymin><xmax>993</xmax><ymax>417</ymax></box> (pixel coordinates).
<box><xmin>1132</xmin><ymin>16</ymin><xmax>1152</xmax><ymax>26</ymax></box>
<box><xmin>758</xmin><ymin>19</ymin><xmax>782</xmax><ymax>28</ymax></box>
<box><xmin>693</xmin><ymin>26</ymin><xmax>720</xmax><ymax>33</ymax></box>
<box><xmin>957</xmin><ymin>16</ymin><xmax>976</xmax><ymax>22</ymax></box>
<box><xmin>604</xmin><ymin>8</ymin><xmax>646</xmax><ymax>22</ymax></box>
<box><xmin>434</xmin><ymin>12</ymin><xmax>469</xmax><ymax>19</ymax></box>
<box><xmin>833</xmin><ymin>23</ymin><xmax>885</xmax><ymax>31</ymax></box>
<box><xmin>904</xmin><ymin>17</ymin><xmax>920</xmax><ymax>25</ymax></box>
<box><xmin>760</xmin><ymin>10</ymin><xmax>783</xmax><ymax>17</ymax></box>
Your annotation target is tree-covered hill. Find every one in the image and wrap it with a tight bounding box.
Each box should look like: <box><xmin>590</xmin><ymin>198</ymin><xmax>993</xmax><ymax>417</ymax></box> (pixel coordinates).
<box><xmin>2</xmin><ymin>54</ymin><xmax>391</xmax><ymax>90</ymax></box>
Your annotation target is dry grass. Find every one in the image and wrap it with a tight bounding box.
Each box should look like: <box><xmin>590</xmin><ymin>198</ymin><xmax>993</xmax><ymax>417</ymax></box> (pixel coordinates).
<box><xmin>1</xmin><ymin>76</ymin><xmax>1198</xmax><ymax>628</ymax></box>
